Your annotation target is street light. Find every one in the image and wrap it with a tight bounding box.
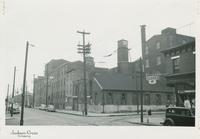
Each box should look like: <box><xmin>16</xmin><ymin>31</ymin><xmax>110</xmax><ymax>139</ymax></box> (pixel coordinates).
<box><xmin>20</xmin><ymin>41</ymin><xmax>34</xmax><ymax>126</ymax></box>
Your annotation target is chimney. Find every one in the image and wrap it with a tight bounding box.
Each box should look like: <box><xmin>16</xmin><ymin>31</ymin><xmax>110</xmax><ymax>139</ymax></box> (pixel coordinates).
<box><xmin>117</xmin><ymin>39</ymin><xmax>129</xmax><ymax>74</ymax></box>
<box><xmin>140</xmin><ymin>25</ymin><xmax>146</xmax><ymax>59</ymax></box>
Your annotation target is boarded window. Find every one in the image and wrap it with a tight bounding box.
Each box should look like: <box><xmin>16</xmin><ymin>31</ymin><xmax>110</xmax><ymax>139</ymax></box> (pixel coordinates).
<box><xmin>121</xmin><ymin>93</ymin><xmax>126</xmax><ymax>105</ymax></box>
<box><xmin>144</xmin><ymin>94</ymin><xmax>150</xmax><ymax>105</ymax></box>
<box><xmin>107</xmin><ymin>93</ymin><xmax>113</xmax><ymax>105</ymax></box>
<box><xmin>156</xmin><ymin>94</ymin><xmax>162</xmax><ymax>105</ymax></box>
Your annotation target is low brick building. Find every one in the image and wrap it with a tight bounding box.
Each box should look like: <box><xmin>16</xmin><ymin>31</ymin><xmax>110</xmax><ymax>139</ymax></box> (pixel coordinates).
<box><xmin>77</xmin><ymin>72</ymin><xmax>175</xmax><ymax>113</ymax></box>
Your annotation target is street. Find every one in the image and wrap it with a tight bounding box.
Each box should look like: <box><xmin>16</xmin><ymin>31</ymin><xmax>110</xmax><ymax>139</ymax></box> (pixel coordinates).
<box><xmin>6</xmin><ymin>108</ymin><xmax>165</xmax><ymax>126</ymax></box>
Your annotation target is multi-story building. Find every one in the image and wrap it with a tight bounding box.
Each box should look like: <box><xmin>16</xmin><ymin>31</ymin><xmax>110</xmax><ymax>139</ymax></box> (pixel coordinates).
<box><xmin>141</xmin><ymin>25</ymin><xmax>194</xmax><ymax>75</ymax></box>
<box><xmin>161</xmin><ymin>41</ymin><xmax>195</xmax><ymax>106</ymax></box>
<box><xmin>34</xmin><ymin>57</ymin><xmax>104</xmax><ymax>110</ymax></box>
<box><xmin>140</xmin><ymin>25</ymin><xmax>195</xmax><ymax>106</ymax></box>
<box><xmin>34</xmin><ymin>76</ymin><xmax>46</xmax><ymax>107</ymax></box>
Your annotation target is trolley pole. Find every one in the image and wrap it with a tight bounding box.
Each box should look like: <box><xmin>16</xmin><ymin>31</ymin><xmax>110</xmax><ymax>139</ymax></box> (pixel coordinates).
<box><xmin>77</xmin><ymin>30</ymin><xmax>91</xmax><ymax>116</ymax></box>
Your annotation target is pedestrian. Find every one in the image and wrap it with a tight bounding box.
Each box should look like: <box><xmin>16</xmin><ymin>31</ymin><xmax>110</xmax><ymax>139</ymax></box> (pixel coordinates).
<box><xmin>147</xmin><ymin>106</ymin><xmax>152</xmax><ymax>123</ymax></box>
<box><xmin>81</xmin><ymin>104</ymin><xmax>84</xmax><ymax>115</ymax></box>
<box><xmin>191</xmin><ymin>98</ymin><xmax>195</xmax><ymax>108</ymax></box>
<box><xmin>166</xmin><ymin>100</ymin><xmax>170</xmax><ymax>107</ymax></box>
<box><xmin>184</xmin><ymin>96</ymin><xmax>191</xmax><ymax>108</ymax></box>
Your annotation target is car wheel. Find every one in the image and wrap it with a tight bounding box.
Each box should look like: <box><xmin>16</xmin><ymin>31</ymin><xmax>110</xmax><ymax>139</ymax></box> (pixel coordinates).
<box><xmin>164</xmin><ymin>120</ymin><xmax>174</xmax><ymax>126</ymax></box>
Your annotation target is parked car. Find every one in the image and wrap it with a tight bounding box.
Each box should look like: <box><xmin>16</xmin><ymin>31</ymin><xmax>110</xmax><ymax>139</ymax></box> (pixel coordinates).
<box><xmin>39</xmin><ymin>104</ymin><xmax>47</xmax><ymax>111</ymax></box>
<box><xmin>47</xmin><ymin>105</ymin><xmax>56</xmax><ymax>112</ymax></box>
<box><xmin>162</xmin><ymin>107</ymin><xmax>195</xmax><ymax>126</ymax></box>
<box><xmin>10</xmin><ymin>104</ymin><xmax>20</xmax><ymax>114</ymax></box>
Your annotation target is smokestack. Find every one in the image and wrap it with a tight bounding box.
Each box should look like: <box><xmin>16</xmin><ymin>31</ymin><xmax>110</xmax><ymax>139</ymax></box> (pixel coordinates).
<box><xmin>117</xmin><ymin>39</ymin><xmax>129</xmax><ymax>74</ymax></box>
<box><xmin>140</xmin><ymin>25</ymin><xmax>146</xmax><ymax>59</ymax></box>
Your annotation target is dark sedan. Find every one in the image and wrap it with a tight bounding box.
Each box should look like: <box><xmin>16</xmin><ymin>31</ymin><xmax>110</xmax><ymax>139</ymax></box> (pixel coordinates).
<box><xmin>163</xmin><ymin>107</ymin><xmax>195</xmax><ymax>126</ymax></box>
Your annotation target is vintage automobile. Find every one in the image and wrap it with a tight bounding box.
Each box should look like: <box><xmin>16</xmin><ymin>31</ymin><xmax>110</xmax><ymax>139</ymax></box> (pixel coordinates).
<box><xmin>39</xmin><ymin>104</ymin><xmax>47</xmax><ymax>111</ymax></box>
<box><xmin>9</xmin><ymin>104</ymin><xmax>20</xmax><ymax>114</ymax></box>
<box><xmin>47</xmin><ymin>105</ymin><xmax>56</xmax><ymax>112</ymax></box>
<box><xmin>163</xmin><ymin>107</ymin><xmax>195</xmax><ymax>126</ymax></box>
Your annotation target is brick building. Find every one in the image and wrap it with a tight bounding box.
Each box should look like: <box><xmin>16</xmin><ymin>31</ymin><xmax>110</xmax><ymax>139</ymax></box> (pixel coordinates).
<box><xmin>86</xmin><ymin>72</ymin><xmax>174</xmax><ymax>113</ymax></box>
<box><xmin>161</xmin><ymin>41</ymin><xmax>195</xmax><ymax>106</ymax></box>
<box><xmin>34</xmin><ymin>57</ymin><xmax>106</xmax><ymax>110</ymax></box>
<box><xmin>34</xmin><ymin>76</ymin><xmax>46</xmax><ymax>107</ymax></box>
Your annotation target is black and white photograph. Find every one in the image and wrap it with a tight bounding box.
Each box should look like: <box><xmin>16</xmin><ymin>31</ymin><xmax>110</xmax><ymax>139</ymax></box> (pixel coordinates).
<box><xmin>0</xmin><ymin>0</ymin><xmax>200</xmax><ymax>138</ymax></box>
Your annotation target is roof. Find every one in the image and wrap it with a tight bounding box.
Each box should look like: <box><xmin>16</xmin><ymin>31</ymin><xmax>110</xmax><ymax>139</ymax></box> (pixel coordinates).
<box><xmin>94</xmin><ymin>72</ymin><xmax>173</xmax><ymax>93</ymax></box>
<box><xmin>94</xmin><ymin>72</ymin><xmax>136</xmax><ymax>91</ymax></box>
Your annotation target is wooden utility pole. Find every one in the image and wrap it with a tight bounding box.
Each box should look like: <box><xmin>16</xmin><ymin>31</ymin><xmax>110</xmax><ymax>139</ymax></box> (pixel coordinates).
<box><xmin>139</xmin><ymin>57</ymin><xmax>143</xmax><ymax>123</ymax></box>
<box><xmin>32</xmin><ymin>74</ymin><xmax>35</xmax><ymax>108</ymax></box>
<box><xmin>46</xmin><ymin>64</ymin><xmax>49</xmax><ymax>107</ymax></box>
<box><xmin>6</xmin><ymin>84</ymin><xmax>9</xmax><ymax>112</ymax></box>
<box><xmin>11</xmin><ymin>66</ymin><xmax>16</xmax><ymax>117</ymax></box>
<box><xmin>77</xmin><ymin>30</ymin><xmax>91</xmax><ymax>116</ymax></box>
<box><xmin>20</xmin><ymin>41</ymin><xmax>31</xmax><ymax>126</ymax></box>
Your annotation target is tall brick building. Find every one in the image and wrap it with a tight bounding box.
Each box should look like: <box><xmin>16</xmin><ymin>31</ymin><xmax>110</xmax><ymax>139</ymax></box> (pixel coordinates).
<box><xmin>161</xmin><ymin>41</ymin><xmax>195</xmax><ymax>106</ymax></box>
<box><xmin>141</xmin><ymin>25</ymin><xmax>194</xmax><ymax>75</ymax></box>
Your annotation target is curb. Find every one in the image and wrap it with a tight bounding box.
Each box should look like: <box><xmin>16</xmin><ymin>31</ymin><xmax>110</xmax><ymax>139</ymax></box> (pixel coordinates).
<box><xmin>55</xmin><ymin>110</ymin><xmax>164</xmax><ymax>117</ymax></box>
<box><xmin>128</xmin><ymin>121</ymin><xmax>161</xmax><ymax>126</ymax></box>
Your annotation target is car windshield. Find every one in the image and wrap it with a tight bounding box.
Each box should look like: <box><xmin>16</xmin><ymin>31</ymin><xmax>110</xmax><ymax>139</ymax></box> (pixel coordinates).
<box><xmin>48</xmin><ymin>105</ymin><xmax>54</xmax><ymax>108</ymax></box>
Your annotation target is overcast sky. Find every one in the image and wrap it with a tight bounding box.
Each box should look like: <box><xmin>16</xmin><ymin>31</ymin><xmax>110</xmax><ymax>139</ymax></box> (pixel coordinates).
<box><xmin>0</xmin><ymin>0</ymin><xmax>197</xmax><ymax>96</ymax></box>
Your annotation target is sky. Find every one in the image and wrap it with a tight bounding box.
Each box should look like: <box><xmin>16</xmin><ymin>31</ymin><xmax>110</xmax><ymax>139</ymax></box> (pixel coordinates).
<box><xmin>0</xmin><ymin>0</ymin><xmax>198</xmax><ymax>96</ymax></box>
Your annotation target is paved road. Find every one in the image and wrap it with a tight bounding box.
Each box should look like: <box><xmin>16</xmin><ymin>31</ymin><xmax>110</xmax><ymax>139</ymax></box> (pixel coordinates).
<box><xmin>6</xmin><ymin>108</ymin><xmax>164</xmax><ymax>126</ymax></box>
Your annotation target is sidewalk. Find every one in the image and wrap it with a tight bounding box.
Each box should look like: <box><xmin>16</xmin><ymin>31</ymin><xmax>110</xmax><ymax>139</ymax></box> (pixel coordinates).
<box><xmin>55</xmin><ymin>109</ymin><xmax>164</xmax><ymax>126</ymax></box>
<box><xmin>127</xmin><ymin>116</ymin><xmax>164</xmax><ymax>126</ymax></box>
<box><xmin>55</xmin><ymin>109</ymin><xmax>165</xmax><ymax>117</ymax></box>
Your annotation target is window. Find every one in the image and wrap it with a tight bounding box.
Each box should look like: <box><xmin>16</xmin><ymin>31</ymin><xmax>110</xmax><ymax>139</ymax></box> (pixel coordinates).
<box><xmin>156</xmin><ymin>94</ymin><xmax>161</xmax><ymax>105</ymax></box>
<box><xmin>145</xmin><ymin>47</ymin><xmax>149</xmax><ymax>55</ymax></box>
<box><xmin>169</xmin><ymin>35</ymin><xmax>173</xmax><ymax>47</ymax></box>
<box><xmin>172</xmin><ymin>58</ymin><xmax>180</xmax><ymax>73</ymax></box>
<box><xmin>156</xmin><ymin>56</ymin><xmax>161</xmax><ymax>65</ymax></box>
<box><xmin>156</xmin><ymin>41</ymin><xmax>161</xmax><ymax>49</ymax></box>
<box><xmin>167</xmin><ymin>94</ymin><xmax>171</xmax><ymax>103</ymax></box>
<box><xmin>121</xmin><ymin>93</ymin><xmax>126</xmax><ymax>105</ymax></box>
<box><xmin>132</xmin><ymin>94</ymin><xmax>138</xmax><ymax>105</ymax></box>
<box><xmin>145</xmin><ymin>59</ymin><xmax>149</xmax><ymax>68</ymax></box>
<box><xmin>107</xmin><ymin>93</ymin><xmax>113</xmax><ymax>104</ymax></box>
<box><xmin>144</xmin><ymin>94</ymin><xmax>150</xmax><ymax>105</ymax></box>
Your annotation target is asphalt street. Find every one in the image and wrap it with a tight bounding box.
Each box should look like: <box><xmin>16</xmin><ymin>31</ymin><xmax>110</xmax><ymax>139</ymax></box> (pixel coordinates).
<box><xmin>6</xmin><ymin>108</ymin><xmax>164</xmax><ymax>126</ymax></box>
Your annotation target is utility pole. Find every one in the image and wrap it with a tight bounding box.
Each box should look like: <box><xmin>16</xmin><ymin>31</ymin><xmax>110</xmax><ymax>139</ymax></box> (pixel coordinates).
<box><xmin>77</xmin><ymin>30</ymin><xmax>91</xmax><ymax>116</ymax></box>
<box><xmin>11</xmin><ymin>66</ymin><xmax>16</xmax><ymax>117</ymax></box>
<box><xmin>32</xmin><ymin>74</ymin><xmax>35</xmax><ymax>108</ymax></box>
<box><xmin>25</xmin><ymin>82</ymin><xmax>28</xmax><ymax>107</ymax></box>
<box><xmin>139</xmin><ymin>57</ymin><xmax>143</xmax><ymax>123</ymax></box>
<box><xmin>20</xmin><ymin>41</ymin><xmax>34</xmax><ymax>126</ymax></box>
<box><xmin>46</xmin><ymin>64</ymin><xmax>49</xmax><ymax>107</ymax></box>
<box><xmin>6</xmin><ymin>84</ymin><xmax>9</xmax><ymax>112</ymax></box>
